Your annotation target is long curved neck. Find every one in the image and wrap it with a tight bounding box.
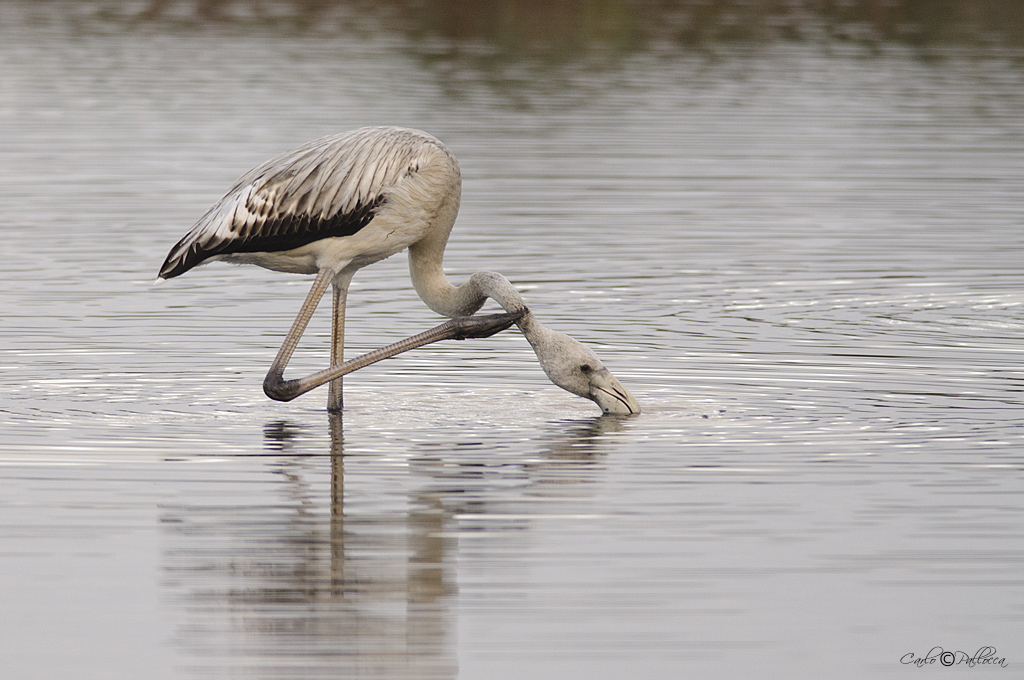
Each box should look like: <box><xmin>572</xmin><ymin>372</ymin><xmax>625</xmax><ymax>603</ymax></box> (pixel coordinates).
<box><xmin>407</xmin><ymin>238</ymin><xmax>637</xmax><ymax>412</ymax></box>
<box><xmin>407</xmin><ymin>223</ymin><xmax>554</xmax><ymax>366</ymax></box>
<box><xmin>408</xmin><ymin>239</ymin><xmax>528</xmax><ymax>319</ymax></box>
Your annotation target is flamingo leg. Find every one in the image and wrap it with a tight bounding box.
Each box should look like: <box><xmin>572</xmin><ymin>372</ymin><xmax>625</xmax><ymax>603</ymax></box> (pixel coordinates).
<box><xmin>328</xmin><ymin>272</ymin><xmax>353</xmax><ymax>413</ymax></box>
<box><xmin>263</xmin><ymin>268</ymin><xmax>526</xmax><ymax>407</ymax></box>
<box><xmin>263</xmin><ymin>268</ymin><xmax>335</xmax><ymax>402</ymax></box>
<box><xmin>264</xmin><ymin>311</ymin><xmax>525</xmax><ymax>404</ymax></box>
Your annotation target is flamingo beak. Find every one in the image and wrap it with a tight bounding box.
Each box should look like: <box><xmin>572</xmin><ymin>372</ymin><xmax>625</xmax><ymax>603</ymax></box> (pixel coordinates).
<box><xmin>588</xmin><ymin>368</ymin><xmax>641</xmax><ymax>416</ymax></box>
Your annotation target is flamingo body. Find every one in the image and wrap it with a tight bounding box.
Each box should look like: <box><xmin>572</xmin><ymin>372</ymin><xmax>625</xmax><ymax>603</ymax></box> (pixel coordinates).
<box><xmin>158</xmin><ymin>127</ymin><xmax>639</xmax><ymax>415</ymax></box>
<box><xmin>159</xmin><ymin>127</ymin><xmax>459</xmax><ymax>280</ymax></box>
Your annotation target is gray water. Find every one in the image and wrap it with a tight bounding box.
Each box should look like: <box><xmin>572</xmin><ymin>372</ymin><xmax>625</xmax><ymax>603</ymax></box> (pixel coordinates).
<box><xmin>2</xmin><ymin>2</ymin><xmax>1023</xmax><ymax>678</ymax></box>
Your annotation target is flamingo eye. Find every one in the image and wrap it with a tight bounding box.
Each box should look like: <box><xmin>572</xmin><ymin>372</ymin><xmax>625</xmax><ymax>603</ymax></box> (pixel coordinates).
<box><xmin>580</xmin><ymin>364</ymin><xmax>593</xmax><ymax>374</ymax></box>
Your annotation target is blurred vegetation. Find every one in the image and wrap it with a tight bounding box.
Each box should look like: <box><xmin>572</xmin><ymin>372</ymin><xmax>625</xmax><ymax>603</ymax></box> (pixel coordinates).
<box><xmin>24</xmin><ymin>0</ymin><xmax>1024</xmax><ymax>97</ymax></box>
<box><xmin>102</xmin><ymin>0</ymin><xmax>1024</xmax><ymax>49</ymax></box>
<box><xmin>46</xmin><ymin>0</ymin><xmax>1015</xmax><ymax>49</ymax></box>
<box><xmin>63</xmin><ymin>0</ymin><xmax>1006</xmax><ymax>100</ymax></box>
<box><xmin>400</xmin><ymin>0</ymin><xmax>1024</xmax><ymax>52</ymax></box>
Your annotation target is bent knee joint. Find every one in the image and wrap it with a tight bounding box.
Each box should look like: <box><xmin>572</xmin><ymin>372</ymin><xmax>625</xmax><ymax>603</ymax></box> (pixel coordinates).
<box><xmin>263</xmin><ymin>372</ymin><xmax>302</xmax><ymax>401</ymax></box>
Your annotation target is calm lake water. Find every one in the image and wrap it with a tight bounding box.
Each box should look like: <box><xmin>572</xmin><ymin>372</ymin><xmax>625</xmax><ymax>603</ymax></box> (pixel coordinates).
<box><xmin>2</xmin><ymin>2</ymin><xmax>1023</xmax><ymax>678</ymax></box>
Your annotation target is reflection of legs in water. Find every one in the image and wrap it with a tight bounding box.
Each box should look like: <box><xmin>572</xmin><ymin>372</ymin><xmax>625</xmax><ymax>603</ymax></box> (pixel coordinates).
<box><xmin>329</xmin><ymin>412</ymin><xmax>345</xmax><ymax>597</ymax></box>
<box><xmin>325</xmin><ymin>412</ymin><xmax>455</xmax><ymax>674</ymax></box>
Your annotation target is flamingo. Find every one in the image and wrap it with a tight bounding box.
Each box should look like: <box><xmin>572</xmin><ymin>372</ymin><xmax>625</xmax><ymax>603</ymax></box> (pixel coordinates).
<box><xmin>158</xmin><ymin>126</ymin><xmax>639</xmax><ymax>415</ymax></box>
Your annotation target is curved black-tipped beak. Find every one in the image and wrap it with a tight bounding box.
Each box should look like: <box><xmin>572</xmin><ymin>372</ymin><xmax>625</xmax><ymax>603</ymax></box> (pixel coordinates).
<box><xmin>589</xmin><ymin>368</ymin><xmax>641</xmax><ymax>415</ymax></box>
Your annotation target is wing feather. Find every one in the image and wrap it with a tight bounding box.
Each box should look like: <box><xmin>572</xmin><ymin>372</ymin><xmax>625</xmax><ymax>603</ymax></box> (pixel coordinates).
<box><xmin>158</xmin><ymin>127</ymin><xmax>440</xmax><ymax>279</ymax></box>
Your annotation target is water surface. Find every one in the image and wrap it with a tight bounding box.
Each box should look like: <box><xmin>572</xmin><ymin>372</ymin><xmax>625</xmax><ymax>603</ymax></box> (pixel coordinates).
<box><xmin>1</xmin><ymin>2</ymin><xmax>1023</xmax><ymax>677</ymax></box>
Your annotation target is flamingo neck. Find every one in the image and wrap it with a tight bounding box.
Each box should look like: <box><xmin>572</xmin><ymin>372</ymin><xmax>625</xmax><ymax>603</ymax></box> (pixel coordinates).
<box><xmin>408</xmin><ymin>241</ymin><xmax>591</xmax><ymax>398</ymax></box>
<box><xmin>408</xmin><ymin>242</ymin><xmax>528</xmax><ymax>319</ymax></box>
<box><xmin>407</xmin><ymin>232</ymin><xmax>555</xmax><ymax>368</ymax></box>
